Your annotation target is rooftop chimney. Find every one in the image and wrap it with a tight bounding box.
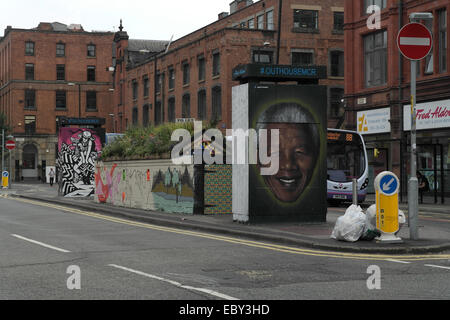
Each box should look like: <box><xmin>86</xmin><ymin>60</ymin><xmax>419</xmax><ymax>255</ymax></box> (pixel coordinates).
<box><xmin>218</xmin><ymin>12</ymin><xmax>229</xmax><ymax>20</ymax></box>
<box><xmin>230</xmin><ymin>0</ymin><xmax>253</xmax><ymax>14</ymax></box>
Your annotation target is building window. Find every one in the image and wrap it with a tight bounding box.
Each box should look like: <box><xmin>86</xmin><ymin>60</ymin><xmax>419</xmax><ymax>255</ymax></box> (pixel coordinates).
<box><xmin>257</xmin><ymin>14</ymin><xmax>264</xmax><ymax>29</ymax></box>
<box><xmin>25</xmin><ymin>41</ymin><xmax>34</xmax><ymax>55</ymax></box>
<box><xmin>156</xmin><ymin>73</ymin><xmax>161</xmax><ymax>93</ymax></box>
<box><xmin>168</xmin><ymin>67</ymin><xmax>175</xmax><ymax>90</ymax></box>
<box><xmin>56</xmin><ymin>64</ymin><xmax>65</xmax><ymax>80</ymax></box>
<box><xmin>292</xmin><ymin>51</ymin><xmax>314</xmax><ymax>65</ymax></box>
<box><xmin>143</xmin><ymin>76</ymin><xmax>150</xmax><ymax>97</ymax></box>
<box><xmin>55</xmin><ymin>90</ymin><xmax>66</xmax><ymax>109</ymax></box>
<box><xmin>198</xmin><ymin>90</ymin><xmax>206</xmax><ymax>120</ymax></box>
<box><xmin>266</xmin><ymin>10</ymin><xmax>274</xmax><ymax>30</ymax></box>
<box><xmin>56</xmin><ymin>43</ymin><xmax>65</xmax><ymax>56</ymax></box>
<box><xmin>329</xmin><ymin>88</ymin><xmax>344</xmax><ymax>118</ymax></box>
<box><xmin>211</xmin><ymin>86</ymin><xmax>222</xmax><ymax>121</ymax></box>
<box><xmin>87</xmin><ymin>44</ymin><xmax>96</xmax><ymax>57</ymax></box>
<box><xmin>198</xmin><ymin>56</ymin><xmax>205</xmax><ymax>81</ymax></box>
<box><xmin>248</xmin><ymin>18</ymin><xmax>255</xmax><ymax>29</ymax></box>
<box><xmin>182</xmin><ymin>94</ymin><xmax>190</xmax><ymax>118</ymax></box>
<box><xmin>143</xmin><ymin>104</ymin><xmax>150</xmax><ymax>127</ymax></box>
<box><xmin>25</xmin><ymin>63</ymin><xmax>34</xmax><ymax>80</ymax></box>
<box><xmin>293</xmin><ymin>10</ymin><xmax>319</xmax><ymax>31</ymax></box>
<box><xmin>330</xmin><ymin>50</ymin><xmax>344</xmax><ymax>77</ymax></box>
<box><xmin>168</xmin><ymin>98</ymin><xmax>175</xmax><ymax>122</ymax></box>
<box><xmin>119</xmin><ymin>82</ymin><xmax>123</xmax><ymax>105</ymax></box>
<box><xmin>87</xmin><ymin>66</ymin><xmax>96</xmax><ymax>82</ymax></box>
<box><xmin>363</xmin><ymin>0</ymin><xmax>386</xmax><ymax>13</ymax></box>
<box><xmin>182</xmin><ymin>62</ymin><xmax>190</xmax><ymax>85</ymax></box>
<box><xmin>333</xmin><ymin>12</ymin><xmax>344</xmax><ymax>32</ymax></box>
<box><xmin>253</xmin><ymin>50</ymin><xmax>273</xmax><ymax>64</ymax></box>
<box><xmin>132</xmin><ymin>79</ymin><xmax>138</xmax><ymax>100</ymax></box>
<box><xmin>23</xmin><ymin>144</ymin><xmax>37</xmax><ymax>169</ymax></box>
<box><xmin>155</xmin><ymin>101</ymin><xmax>162</xmax><ymax>125</ymax></box>
<box><xmin>86</xmin><ymin>91</ymin><xmax>97</xmax><ymax>110</ymax></box>
<box><xmin>364</xmin><ymin>30</ymin><xmax>387</xmax><ymax>88</ymax></box>
<box><xmin>24</xmin><ymin>90</ymin><xmax>36</xmax><ymax>109</ymax></box>
<box><xmin>212</xmin><ymin>52</ymin><xmax>220</xmax><ymax>76</ymax></box>
<box><xmin>438</xmin><ymin>9</ymin><xmax>447</xmax><ymax>73</ymax></box>
<box><xmin>24</xmin><ymin>115</ymin><xmax>36</xmax><ymax>135</ymax></box>
<box><xmin>132</xmin><ymin>107</ymin><xmax>138</xmax><ymax>126</ymax></box>
<box><xmin>424</xmin><ymin>18</ymin><xmax>434</xmax><ymax>75</ymax></box>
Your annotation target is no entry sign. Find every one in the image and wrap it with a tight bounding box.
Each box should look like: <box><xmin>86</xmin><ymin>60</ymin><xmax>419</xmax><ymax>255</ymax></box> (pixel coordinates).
<box><xmin>397</xmin><ymin>22</ymin><xmax>432</xmax><ymax>60</ymax></box>
<box><xmin>5</xmin><ymin>140</ymin><xmax>15</xmax><ymax>150</ymax></box>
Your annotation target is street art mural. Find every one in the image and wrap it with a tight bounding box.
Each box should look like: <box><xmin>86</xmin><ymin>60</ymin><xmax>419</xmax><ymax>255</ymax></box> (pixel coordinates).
<box><xmin>57</xmin><ymin>128</ymin><xmax>102</xmax><ymax>197</ymax></box>
<box><xmin>95</xmin><ymin>160</ymin><xmax>194</xmax><ymax>214</ymax></box>
<box><xmin>232</xmin><ymin>83</ymin><xmax>327</xmax><ymax>222</ymax></box>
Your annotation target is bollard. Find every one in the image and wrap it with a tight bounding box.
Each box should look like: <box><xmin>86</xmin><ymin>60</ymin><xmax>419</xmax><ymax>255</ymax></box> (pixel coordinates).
<box><xmin>352</xmin><ymin>178</ymin><xmax>358</xmax><ymax>206</ymax></box>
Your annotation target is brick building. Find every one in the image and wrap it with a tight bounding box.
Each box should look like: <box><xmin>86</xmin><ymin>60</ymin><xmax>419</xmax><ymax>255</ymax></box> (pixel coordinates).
<box><xmin>112</xmin><ymin>0</ymin><xmax>345</xmax><ymax>133</ymax></box>
<box><xmin>0</xmin><ymin>22</ymin><xmax>114</xmax><ymax>181</ymax></box>
<box><xmin>344</xmin><ymin>0</ymin><xmax>449</xmax><ymax>202</ymax></box>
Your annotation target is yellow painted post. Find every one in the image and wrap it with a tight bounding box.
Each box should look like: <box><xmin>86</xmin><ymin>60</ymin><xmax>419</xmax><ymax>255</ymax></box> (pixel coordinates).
<box><xmin>2</xmin><ymin>171</ymin><xmax>9</xmax><ymax>188</ymax></box>
<box><xmin>374</xmin><ymin>171</ymin><xmax>402</xmax><ymax>243</ymax></box>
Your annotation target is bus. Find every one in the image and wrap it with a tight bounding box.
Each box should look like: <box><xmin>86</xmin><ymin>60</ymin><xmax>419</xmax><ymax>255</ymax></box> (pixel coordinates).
<box><xmin>327</xmin><ymin>129</ymin><xmax>369</xmax><ymax>205</ymax></box>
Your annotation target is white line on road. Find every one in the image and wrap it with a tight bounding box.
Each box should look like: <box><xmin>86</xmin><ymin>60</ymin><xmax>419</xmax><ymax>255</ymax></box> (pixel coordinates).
<box><xmin>386</xmin><ymin>259</ymin><xmax>411</xmax><ymax>264</ymax></box>
<box><xmin>108</xmin><ymin>264</ymin><xmax>239</xmax><ymax>300</ymax></box>
<box><xmin>424</xmin><ymin>264</ymin><xmax>450</xmax><ymax>270</ymax></box>
<box><xmin>11</xmin><ymin>234</ymin><xmax>71</xmax><ymax>253</ymax></box>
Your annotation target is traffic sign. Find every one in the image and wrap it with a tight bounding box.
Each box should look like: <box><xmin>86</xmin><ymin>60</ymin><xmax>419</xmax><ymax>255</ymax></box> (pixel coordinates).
<box><xmin>374</xmin><ymin>171</ymin><xmax>402</xmax><ymax>242</ymax></box>
<box><xmin>2</xmin><ymin>171</ymin><xmax>8</xmax><ymax>178</ymax></box>
<box><xmin>1</xmin><ymin>171</ymin><xmax>8</xmax><ymax>188</ymax></box>
<box><xmin>5</xmin><ymin>140</ymin><xmax>15</xmax><ymax>150</ymax></box>
<box><xmin>397</xmin><ymin>22</ymin><xmax>433</xmax><ymax>60</ymax></box>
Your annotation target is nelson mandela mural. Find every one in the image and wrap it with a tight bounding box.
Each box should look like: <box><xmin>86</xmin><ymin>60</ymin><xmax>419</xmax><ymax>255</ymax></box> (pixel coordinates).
<box><xmin>57</xmin><ymin>128</ymin><xmax>102</xmax><ymax>197</ymax></box>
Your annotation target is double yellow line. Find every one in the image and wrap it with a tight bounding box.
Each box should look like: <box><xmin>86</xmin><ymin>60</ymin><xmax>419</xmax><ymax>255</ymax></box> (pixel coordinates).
<box><xmin>9</xmin><ymin>196</ymin><xmax>450</xmax><ymax>262</ymax></box>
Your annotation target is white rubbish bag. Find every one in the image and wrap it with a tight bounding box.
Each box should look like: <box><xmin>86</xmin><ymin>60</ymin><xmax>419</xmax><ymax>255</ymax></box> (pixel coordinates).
<box><xmin>331</xmin><ymin>205</ymin><xmax>366</xmax><ymax>242</ymax></box>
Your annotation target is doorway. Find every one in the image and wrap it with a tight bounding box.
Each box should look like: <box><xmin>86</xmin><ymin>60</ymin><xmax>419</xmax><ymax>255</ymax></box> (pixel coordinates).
<box><xmin>22</xmin><ymin>144</ymin><xmax>38</xmax><ymax>180</ymax></box>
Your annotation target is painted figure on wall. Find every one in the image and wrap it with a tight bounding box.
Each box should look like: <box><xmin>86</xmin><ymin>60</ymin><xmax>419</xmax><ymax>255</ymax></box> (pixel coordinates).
<box><xmin>57</xmin><ymin>128</ymin><xmax>102</xmax><ymax>197</ymax></box>
<box><xmin>256</xmin><ymin>103</ymin><xmax>320</xmax><ymax>203</ymax></box>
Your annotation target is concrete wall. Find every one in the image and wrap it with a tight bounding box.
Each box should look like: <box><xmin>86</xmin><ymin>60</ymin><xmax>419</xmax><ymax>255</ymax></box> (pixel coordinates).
<box><xmin>95</xmin><ymin>159</ymin><xmax>194</xmax><ymax>214</ymax></box>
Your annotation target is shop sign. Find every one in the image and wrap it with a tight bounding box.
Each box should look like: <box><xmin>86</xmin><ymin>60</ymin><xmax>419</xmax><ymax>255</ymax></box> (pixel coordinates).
<box><xmin>404</xmin><ymin>98</ymin><xmax>450</xmax><ymax>131</ymax></box>
<box><xmin>357</xmin><ymin>107</ymin><xmax>391</xmax><ymax>135</ymax></box>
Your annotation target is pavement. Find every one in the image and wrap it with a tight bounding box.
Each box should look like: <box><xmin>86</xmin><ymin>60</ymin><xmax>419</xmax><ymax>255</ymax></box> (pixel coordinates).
<box><xmin>1</xmin><ymin>181</ymin><xmax>449</xmax><ymax>255</ymax></box>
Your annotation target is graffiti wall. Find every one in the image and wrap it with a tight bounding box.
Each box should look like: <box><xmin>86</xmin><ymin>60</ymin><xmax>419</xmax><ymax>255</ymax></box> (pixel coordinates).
<box><xmin>57</xmin><ymin>128</ymin><xmax>102</xmax><ymax>197</ymax></box>
<box><xmin>95</xmin><ymin>159</ymin><xmax>195</xmax><ymax>214</ymax></box>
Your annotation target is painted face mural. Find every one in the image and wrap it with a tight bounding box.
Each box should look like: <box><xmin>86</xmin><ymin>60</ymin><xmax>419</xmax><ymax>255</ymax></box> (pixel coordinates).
<box><xmin>256</xmin><ymin>103</ymin><xmax>320</xmax><ymax>203</ymax></box>
<box><xmin>261</xmin><ymin>123</ymin><xmax>318</xmax><ymax>203</ymax></box>
<box><xmin>57</xmin><ymin>128</ymin><xmax>102</xmax><ymax>197</ymax></box>
<box><xmin>245</xmin><ymin>84</ymin><xmax>327</xmax><ymax>222</ymax></box>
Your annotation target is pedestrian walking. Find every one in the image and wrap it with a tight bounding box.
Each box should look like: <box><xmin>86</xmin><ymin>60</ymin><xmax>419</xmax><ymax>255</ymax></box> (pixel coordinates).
<box><xmin>49</xmin><ymin>168</ymin><xmax>55</xmax><ymax>187</ymax></box>
<box><xmin>417</xmin><ymin>171</ymin><xmax>429</xmax><ymax>204</ymax></box>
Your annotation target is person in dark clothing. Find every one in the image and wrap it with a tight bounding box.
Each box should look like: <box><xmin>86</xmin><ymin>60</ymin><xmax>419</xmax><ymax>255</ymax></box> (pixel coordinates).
<box><xmin>417</xmin><ymin>171</ymin><xmax>429</xmax><ymax>204</ymax></box>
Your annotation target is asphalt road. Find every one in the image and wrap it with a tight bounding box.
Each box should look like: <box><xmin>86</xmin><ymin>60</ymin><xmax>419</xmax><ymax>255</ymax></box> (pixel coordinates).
<box><xmin>1</xmin><ymin>196</ymin><xmax>449</xmax><ymax>301</ymax></box>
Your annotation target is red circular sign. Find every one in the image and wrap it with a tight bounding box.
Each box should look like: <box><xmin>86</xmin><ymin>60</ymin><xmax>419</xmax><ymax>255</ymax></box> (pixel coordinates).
<box><xmin>5</xmin><ymin>140</ymin><xmax>15</xmax><ymax>150</ymax></box>
<box><xmin>397</xmin><ymin>23</ymin><xmax>433</xmax><ymax>60</ymax></box>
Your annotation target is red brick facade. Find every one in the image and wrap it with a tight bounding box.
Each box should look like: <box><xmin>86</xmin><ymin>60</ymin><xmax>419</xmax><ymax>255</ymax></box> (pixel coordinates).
<box><xmin>344</xmin><ymin>0</ymin><xmax>450</xmax><ymax>199</ymax></box>
<box><xmin>113</xmin><ymin>0</ymin><xmax>345</xmax><ymax>132</ymax></box>
<box><xmin>0</xmin><ymin>23</ymin><xmax>114</xmax><ymax>179</ymax></box>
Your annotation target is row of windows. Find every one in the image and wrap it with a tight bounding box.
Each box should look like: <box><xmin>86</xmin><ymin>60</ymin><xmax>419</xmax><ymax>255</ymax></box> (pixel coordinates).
<box><xmin>364</xmin><ymin>9</ymin><xmax>447</xmax><ymax>88</ymax></box>
<box><xmin>236</xmin><ymin>9</ymin><xmax>344</xmax><ymax>33</ymax></box>
<box><xmin>129</xmin><ymin>53</ymin><xmax>221</xmax><ymax>101</ymax></box>
<box><xmin>25</xmin><ymin>41</ymin><xmax>96</xmax><ymax>57</ymax></box>
<box><xmin>23</xmin><ymin>89</ymin><xmax>97</xmax><ymax>110</ymax></box>
<box><xmin>293</xmin><ymin>10</ymin><xmax>344</xmax><ymax>32</ymax></box>
<box><xmin>131</xmin><ymin>87</ymin><xmax>222</xmax><ymax>126</ymax></box>
<box><xmin>24</xmin><ymin>63</ymin><xmax>98</xmax><ymax>81</ymax></box>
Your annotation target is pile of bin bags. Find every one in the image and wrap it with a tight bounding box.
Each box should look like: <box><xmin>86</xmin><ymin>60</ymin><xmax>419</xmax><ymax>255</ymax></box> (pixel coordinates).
<box><xmin>331</xmin><ymin>204</ymin><xmax>406</xmax><ymax>242</ymax></box>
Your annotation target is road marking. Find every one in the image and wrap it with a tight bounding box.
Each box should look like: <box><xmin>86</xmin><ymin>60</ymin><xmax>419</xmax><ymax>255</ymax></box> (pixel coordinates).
<box><xmin>108</xmin><ymin>264</ymin><xmax>239</xmax><ymax>300</ymax></box>
<box><xmin>386</xmin><ymin>259</ymin><xmax>411</xmax><ymax>264</ymax></box>
<box><xmin>8</xmin><ymin>196</ymin><xmax>450</xmax><ymax>262</ymax></box>
<box><xmin>11</xmin><ymin>234</ymin><xmax>71</xmax><ymax>253</ymax></box>
<box><xmin>424</xmin><ymin>264</ymin><xmax>450</xmax><ymax>270</ymax></box>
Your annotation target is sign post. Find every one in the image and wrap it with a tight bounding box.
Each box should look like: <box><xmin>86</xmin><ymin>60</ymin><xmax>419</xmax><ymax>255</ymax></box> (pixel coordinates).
<box><xmin>397</xmin><ymin>18</ymin><xmax>433</xmax><ymax>240</ymax></box>
<box><xmin>374</xmin><ymin>171</ymin><xmax>402</xmax><ymax>243</ymax></box>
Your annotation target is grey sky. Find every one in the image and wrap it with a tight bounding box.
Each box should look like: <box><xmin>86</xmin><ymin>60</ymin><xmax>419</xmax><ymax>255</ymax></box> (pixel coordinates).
<box><xmin>1</xmin><ymin>0</ymin><xmax>231</xmax><ymax>40</ymax></box>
